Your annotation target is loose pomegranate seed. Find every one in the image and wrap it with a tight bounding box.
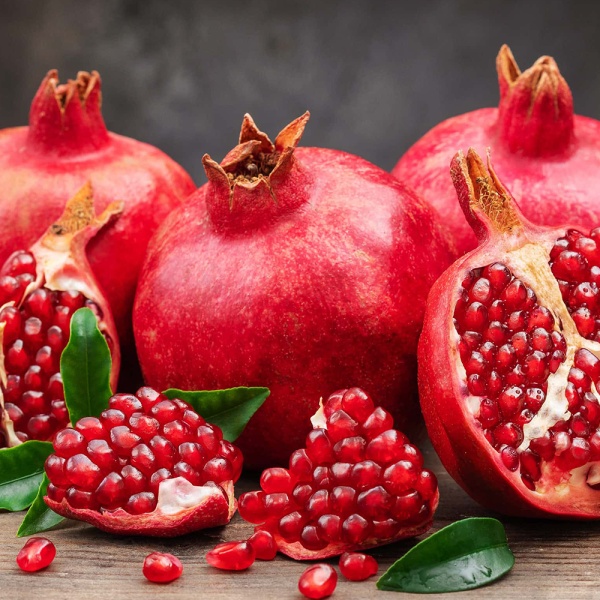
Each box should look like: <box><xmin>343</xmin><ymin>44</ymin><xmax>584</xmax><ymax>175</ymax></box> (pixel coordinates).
<box><xmin>16</xmin><ymin>537</ymin><xmax>56</xmax><ymax>572</ymax></box>
<box><xmin>339</xmin><ymin>551</ymin><xmax>378</xmax><ymax>581</ymax></box>
<box><xmin>205</xmin><ymin>541</ymin><xmax>255</xmax><ymax>571</ymax></box>
<box><xmin>142</xmin><ymin>552</ymin><xmax>183</xmax><ymax>583</ymax></box>
<box><xmin>298</xmin><ymin>564</ymin><xmax>337</xmax><ymax>599</ymax></box>
<box><xmin>248</xmin><ymin>530</ymin><xmax>277</xmax><ymax>560</ymax></box>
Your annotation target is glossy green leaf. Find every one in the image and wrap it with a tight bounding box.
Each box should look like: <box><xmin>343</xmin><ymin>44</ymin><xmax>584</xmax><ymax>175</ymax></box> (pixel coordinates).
<box><xmin>377</xmin><ymin>518</ymin><xmax>514</xmax><ymax>593</ymax></box>
<box><xmin>162</xmin><ymin>387</ymin><xmax>270</xmax><ymax>441</ymax></box>
<box><xmin>61</xmin><ymin>307</ymin><xmax>113</xmax><ymax>424</ymax></box>
<box><xmin>0</xmin><ymin>441</ymin><xmax>54</xmax><ymax>511</ymax></box>
<box><xmin>17</xmin><ymin>474</ymin><xmax>64</xmax><ymax>537</ymax></box>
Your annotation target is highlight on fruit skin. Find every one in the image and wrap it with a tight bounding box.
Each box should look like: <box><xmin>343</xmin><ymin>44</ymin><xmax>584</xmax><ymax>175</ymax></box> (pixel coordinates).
<box><xmin>0</xmin><ymin>183</ymin><xmax>121</xmax><ymax>448</ymax></box>
<box><xmin>418</xmin><ymin>147</ymin><xmax>600</xmax><ymax>518</ymax></box>
<box><xmin>238</xmin><ymin>388</ymin><xmax>439</xmax><ymax>559</ymax></box>
<box><xmin>43</xmin><ymin>387</ymin><xmax>240</xmax><ymax>537</ymax></box>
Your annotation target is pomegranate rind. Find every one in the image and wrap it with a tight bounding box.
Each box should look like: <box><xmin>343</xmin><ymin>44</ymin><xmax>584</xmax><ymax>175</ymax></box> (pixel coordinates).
<box><xmin>266</xmin><ymin>489</ymin><xmax>439</xmax><ymax>560</ymax></box>
<box><xmin>44</xmin><ymin>478</ymin><xmax>236</xmax><ymax>537</ymax></box>
<box><xmin>418</xmin><ymin>150</ymin><xmax>600</xmax><ymax>519</ymax></box>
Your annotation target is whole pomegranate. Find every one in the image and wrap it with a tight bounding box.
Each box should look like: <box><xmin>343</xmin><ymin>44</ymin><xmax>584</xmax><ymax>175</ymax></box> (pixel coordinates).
<box><xmin>393</xmin><ymin>45</ymin><xmax>600</xmax><ymax>255</ymax></box>
<box><xmin>133</xmin><ymin>113</ymin><xmax>454</xmax><ymax>468</ymax></box>
<box><xmin>44</xmin><ymin>386</ymin><xmax>240</xmax><ymax>536</ymax></box>
<box><xmin>0</xmin><ymin>70</ymin><xmax>195</xmax><ymax>373</ymax></box>
<box><xmin>238</xmin><ymin>388</ymin><xmax>438</xmax><ymax>559</ymax></box>
<box><xmin>419</xmin><ymin>148</ymin><xmax>600</xmax><ymax>518</ymax></box>
<box><xmin>0</xmin><ymin>183</ymin><xmax>120</xmax><ymax>447</ymax></box>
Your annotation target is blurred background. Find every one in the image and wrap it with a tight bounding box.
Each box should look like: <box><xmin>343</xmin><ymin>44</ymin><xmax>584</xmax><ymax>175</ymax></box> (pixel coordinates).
<box><xmin>1</xmin><ymin>0</ymin><xmax>598</xmax><ymax>185</ymax></box>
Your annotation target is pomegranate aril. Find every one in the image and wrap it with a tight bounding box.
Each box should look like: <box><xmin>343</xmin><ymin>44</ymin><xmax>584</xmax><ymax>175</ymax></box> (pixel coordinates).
<box><xmin>350</xmin><ymin>460</ymin><xmax>382</xmax><ymax>490</ymax></box>
<box><xmin>108</xmin><ymin>394</ymin><xmax>142</xmax><ymax>417</ymax></box>
<box><xmin>524</xmin><ymin>387</ymin><xmax>546</xmax><ymax>412</ymax></box>
<box><xmin>34</xmin><ymin>346</ymin><xmax>55</xmax><ymax>375</ymax></box>
<box><xmin>130</xmin><ymin>443</ymin><xmax>157</xmax><ymax>475</ymax></box>
<box><xmin>260</xmin><ymin>467</ymin><xmax>292</xmax><ymax>494</ymax></box>
<box><xmin>0</xmin><ymin>275</ymin><xmax>20</xmax><ymax>305</ymax></box>
<box><xmin>16</xmin><ymin>537</ymin><xmax>56</xmax><ymax>572</ymax></box>
<box><xmin>110</xmin><ymin>426</ymin><xmax>141</xmax><ymax>456</ymax></box>
<box><xmin>493</xmin><ymin>422</ymin><xmax>524</xmax><ymax>447</ymax></box>
<box><xmin>356</xmin><ymin>486</ymin><xmax>392</xmax><ymax>519</ymax></box>
<box><xmin>66</xmin><ymin>487</ymin><xmax>99</xmax><ymax>510</ymax></box>
<box><xmin>334</xmin><ymin>436</ymin><xmax>366</xmax><ymax>462</ymax></box>
<box><xmin>248</xmin><ymin>530</ymin><xmax>277</xmax><ymax>560</ymax></box>
<box><xmin>129</xmin><ymin>414</ymin><xmax>160</xmax><ymax>442</ymax></box>
<box><xmin>149</xmin><ymin>435</ymin><xmax>176</xmax><ymax>469</ymax></box>
<box><xmin>206</xmin><ymin>541</ymin><xmax>255</xmax><ymax>571</ymax></box>
<box><xmin>330</xmin><ymin>486</ymin><xmax>356</xmax><ymax>517</ymax></box>
<box><xmin>301</xmin><ymin>524</ymin><xmax>328</xmax><ymax>550</ymax></box>
<box><xmin>484</xmin><ymin>321</ymin><xmax>509</xmax><ymax>345</ymax></box>
<box><xmin>203</xmin><ymin>457</ymin><xmax>233</xmax><ymax>483</ymax></box>
<box><xmin>339</xmin><ymin>551</ymin><xmax>378</xmax><ymax>581</ymax></box>
<box><xmin>316</xmin><ymin>513</ymin><xmax>342</xmax><ymax>542</ymax></box>
<box><xmin>96</xmin><ymin>472</ymin><xmax>126</xmax><ymax>509</ymax></box>
<box><xmin>45</xmin><ymin>454</ymin><xmax>69</xmax><ymax>486</ymax></box>
<box><xmin>551</xmin><ymin>250</ymin><xmax>587</xmax><ymax>282</ymax></box>
<box><xmin>341</xmin><ymin>513</ymin><xmax>371</xmax><ymax>544</ymax></box>
<box><xmin>383</xmin><ymin>460</ymin><xmax>419</xmax><ymax>495</ymax></box>
<box><xmin>125</xmin><ymin>491</ymin><xmax>156</xmax><ymax>514</ymax></box>
<box><xmin>478</xmin><ymin>398</ymin><xmax>500</xmax><ymax>428</ymax></box>
<box><xmin>500</xmin><ymin>445</ymin><xmax>519</xmax><ymax>471</ymax></box>
<box><xmin>149</xmin><ymin>468</ymin><xmax>172</xmax><ymax>494</ymax></box>
<box><xmin>498</xmin><ymin>386</ymin><xmax>524</xmax><ymax>419</ymax></box>
<box><xmin>571</xmin><ymin>413</ymin><xmax>590</xmax><ymax>437</ymax></box>
<box><xmin>331</xmin><ymin>461</ymin><xmax>353</xmax><ymax>485</ymax></box>
<box><xmin>121</xmin><ymin>465</ymin><xmax>146</xmax><ymax>495</ymax></box>
<box><xmin>150</xmin><ymin>400</ymin><xmax>182</xmax><ymax>425</ymax></box>
<box><xmin>306</xmin><ymin>428</ymin><xmax>335</xmax><ymax>463</ymax></box>
<box><xmin>238</xmin><ymin>491</ymin><xmax>267</xmax><ymax>523</ymax></box>
<box><xmin>392</xmin><ymin>490</ymin><xmax>423</xmax><ymax>521</ymax></box>
<box><xmin>572</xmin><ymin>307</ymin><xmax>595</xmax><ymax>338</ymax></box>
<box><xmin>53</xmin><ymin>428</ymin><xmax>87</xmax><ymax>458</ymax></box>
<box><xmin>463</xmin><ymin>302</ymin><xmax>488</xmax><ymax>331</ymax></box>
<box><xmin>520</xmin><ymin>450</ymin><xmax>541</xmax><ymax>482</ymax></box>
<box><xmin>143</xmin><ymin>552</ymin><xmax>183</xmax><ymax>584</ymax></box>
<box><xmin>6</xmin><ymin>340</ymin><xmax>30</xmax><ymax>374</ymax></box>
<box><xmin>178</xmin><ymin>441</ymin><xmax>205</xmax><ymax>471</ymax></box>
<box><xmin>75</xmin><ymin>417</ymin><xmax>105</xmax><ymax>441</ymax></box>
<box><xmin>483</xmin><ymin>263</ymin><xmax>511</xmax><ymax>290</ymax></box>
<box><xmin>341</xmin><ymin>388</ymin><xmax>375</xmax><ymax>422</ymax></box>
<box><xmin>365</xmin><ymin>429</ymin><xmax>406</xmax><ymax>464</ymax></box>
<box><xmin>173</xmin><ymin>461</ymin><xmax>202</xmax><ymax>485</ymax></box>
<box><xmin>196</xmin><ymin>424</ymin><xmax>221</xmax><ymax>456</ymax></box>
<box><xmin>298</xmin><ymin>564</ymin><xmax>337</xmax><ymax>600</ymax></box>
<box><xmin>46</xmin><ymin>483</ymin><xmax>65</xmax><ymax>502</ymax></box>
<box><xmin>65</xmin><ymin>453</ymin><xmax>104</xmax><ymax>490</ymax></box>
<box><xmin>279</xmin><ymin>511</ymin><xmax>305</xmax><ymax>542</ymax></box>
<box><xmin>100</xmin><ymin>408</ymin><xmax>126</xmax><ymax>427</ymax></box>
<box><xmin>414</xmin><ymin>470</ymin><xmax>438</xmax><ymax>501</ymax></box>
<box><xmin>306</xmin><ymin>489</ymin><xmax>330</xmax><ymax>519</ymax></box>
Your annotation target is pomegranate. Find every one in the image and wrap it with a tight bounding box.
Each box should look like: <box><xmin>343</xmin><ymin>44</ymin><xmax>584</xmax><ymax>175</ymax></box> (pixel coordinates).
<box><xmin>16</xmin><ymin>537</ymin><xmax>56</xmax><ymax>572</ymax></box>
<box><xmin>298</xmin><ymin>564</ymin><xmax>337</xmax><ymax>600</ymax></box>
<box><xmin>338</xmin><ymin>552</ymin><xmax>378</xmax><ymax>581</ymax></box>
<box><xmin>0</xmin><ymin>183</ymin><xmax>121</xmax><ymax>447</ymax></box>
<box><xmin>393</xmin><ymin>45</ymin><xmax>600</xmax><ymax>255</ymax></box>
<box><xmin>133</xmin><ymin>112</ymin><xmax>455</xmax><ymax>468</ymax></box>
<box><xmin>205</xmin><ymin>541</ymin><xmax>256</xmax><ymax>571</ymax></box>
<box><xmin>143</xmin><ymin>552</ymin><xmax>183</xmax><ymax>583</ymax></box>
<box><xmin>0</xmin><ymin>69</ymin><xmax>195</xmax><ymax>373</ymax></box>
<box><xmin>43</xmin><ymin>387</ymin><xmax>239</xmax><ymax>536</ymax></box>
<box><xmin>238</xmin><ymin>388</ymin><xmax>438</xmax><ymax>559</ymax></box>
<box><xmin>419</xmin><ymin>148</ymin><xmax>600</xmax><ymax>518</ymax></box>
<box><xmin>247</xmin><ymin>530</ymin><xmax>278</xmax><ymax>560</ymax></box>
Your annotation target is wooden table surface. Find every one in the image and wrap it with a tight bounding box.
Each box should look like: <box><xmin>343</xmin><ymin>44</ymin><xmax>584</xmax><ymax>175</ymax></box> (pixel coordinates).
<box><xmin>1</xmin><ymin>442</ymin><xmax>598</xmax><ymax>599</ymax></box>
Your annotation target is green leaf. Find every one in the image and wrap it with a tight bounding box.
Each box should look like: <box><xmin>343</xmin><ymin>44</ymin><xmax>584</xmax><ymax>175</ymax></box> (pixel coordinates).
<box><xmin>0</xmin><ymin>441</ymin><xmax>54</xmax><ymax>511</ymax></box>
<box><xmin>162</xmin><ymin>387</ymin><xmax>270</xmax><ymax>442</ymax></box>
<box><xmin>17</xmin><ymin>474</ymin><xmax>64</xmax><ymax>537</ymax></box>
<box><xmin>61</xmin><ymin>307</ymin><xmax>113</xmax><ymax>424</ymax></box>
<box><xmin>377</xmin><ymin>517</ymin><xmax>514</xmax><ymax>593</ymax></box>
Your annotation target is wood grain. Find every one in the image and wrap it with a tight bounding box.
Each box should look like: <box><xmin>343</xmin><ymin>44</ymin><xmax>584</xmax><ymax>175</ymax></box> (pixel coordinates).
<box><xmin>1</xmin><ymin>443</ymin><xmax>598</xmax><ymax>599</ymax></box>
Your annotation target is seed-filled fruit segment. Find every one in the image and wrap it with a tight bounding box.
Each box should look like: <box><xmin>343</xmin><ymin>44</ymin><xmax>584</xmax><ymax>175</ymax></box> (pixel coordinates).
<box><xmin>0</xmin><ymin>183</ymin><xmax>121</xmax><ymax>447</ymax></box>
<box><xmin>44</xmin><ymin>387</ymin><xmax>239</xmax><ymax>536</ymax></box>
<box><xmin>419</xmin><ymin>148</ymin><xmax>600</xmax><ymax>517</ymax></box>
<box><xmin>238</xmin><ymin>388</ymin><xmax>438</xmax><ymax>559</ymax></box>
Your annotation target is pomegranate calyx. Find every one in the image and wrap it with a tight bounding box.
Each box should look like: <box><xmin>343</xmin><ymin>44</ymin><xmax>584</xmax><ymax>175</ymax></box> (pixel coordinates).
<box><xmin>496</xmin><ymin>44</ymin><xmax>574</xmax><ymax>157</ymax></box>
<box><xmin>27</xmin><ymin>69</ymin><xmax>110</xmax><ymax>156</ymax></box>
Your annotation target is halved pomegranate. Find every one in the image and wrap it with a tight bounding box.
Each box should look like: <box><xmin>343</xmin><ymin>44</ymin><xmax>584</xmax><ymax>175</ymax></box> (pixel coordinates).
<box><xmin>44</xmin><ymin>387</ymin><xmax>239</xmax><ymax>536</ymax></box>
<box><xmin>419</xmin><ymin>148</ymin><xmax>600</xmax><ymax>518</ymax></box>
<box><xmin>0</xmin><ymin>183</ymin><xmax>121</xmax><ymax>447</ymax></box>
<box><xmin>238</xmin><ymin>388</ymin><xmax>438</xmax><ymax>559</ymax></box>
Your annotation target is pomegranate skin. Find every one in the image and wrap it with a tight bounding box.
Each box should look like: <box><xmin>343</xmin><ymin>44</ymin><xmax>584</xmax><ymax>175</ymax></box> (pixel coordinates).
<box><xmin>0</xmin><ymin>70</ymin><xmax>195</xmax><ymax>371</ymax></box>
<box><xmin>418</xmin><ymin>148</ymin><xmax>600</xmax><ymax>519</ymax></box>
<box><xmin>133</xmin><ymin>114</ymin><xmax>454</xmax><ymax>468</ymax></box>
<box><xmin>393</xmin><ymin>45</ymin><xmax>600</xmax><ymax>256</ymax></box>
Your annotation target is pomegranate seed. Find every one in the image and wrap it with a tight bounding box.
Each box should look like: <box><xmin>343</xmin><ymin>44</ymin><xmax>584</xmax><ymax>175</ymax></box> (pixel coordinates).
<box><xmin>469</xmin><ymin>277</ymin><xmax>492</xmax><ymax>305</ymax></box>
<box><xmin>330</xmin><ymin>462</ymin><xmax>353</xmax><ymax>485</ymax></box>
<box><xmin>330</xmin><ymin>486</ymin><xmax>356</xmax><ymax>517</ymax></box>
<box><xmin>206</xmin><ymin>541</ymin><xmax>255</xmax><ymax>571</ymax></box>
<box><xmin>327</xmin><ymin>410</ymin><xmax>360</xmax><ymax>442</ymax></box>
<box><xmin>306</xmin><ymin>428</ymin><xmax>335</xmax><ymax>463</ymax></box>
<box><xmin>301</xmin><ymin>524</ymin><xmax>328</xmax><ymax>550</ymax></box>
<box><xmin>293</xmin><ymin>483</ymin><xmax>314</xmax><ymax>505</ymax></box>
<box><xmin>341</xmin><ymin>388</ymin><xmax>375</xmax><ymax>421</ymax></box>
<box><xmin>279</xmin><ymin>511</ymin><xmax>305</xmax><ymax>541</ymax></box>
<box><xmin>493</xmin><ymin>422</ymin><xmax>524</xmax><ymax>447</ymax></box>
<box><xmin>238</xmin><ymin>491</ymin><xmax>267</xmax><ymax>523</ymax></box>
<box><xmin>350</xmin><ymin>460</ymin><xmax>382</xmax><ymax>490</ymax></box>
<box><xmin>333</xmin><ymin>436</ymin><xmax>366</xmax><ymax>462</ymax></box>
<box><xmin>64</xmin><ymin>454</ymin><xmax>104</xmax><ymax>490</ymax></box>
<box><xmin>392</xmin><ymin>490</ymin><xmax>422</xmax><ymax>520</ymax></box>
<box><xmin>500</xmin><ymin>445</ymin><xmax>519</xmax><ymax>471</ymax></box>
<box><xmin>520</xmin><ymin>450</ymin><xmax>541</xmax><ymax>482</ymax></box>
<box><xmin>16</xmin><ymin>537</ymin><xmax>56</xmax><ymax>572</ymax></box>
<box><xmin>298</xmin><ymin>564</ymin><xmax>337</xmax><ymax>600</ymax></box>
<box><xmin>248</xmin><ymin>530</ymin><xmax>277</xmax><ymax>560</ymax></box>
<box><xmin>339</xmin><ymin>551</ymin><xmax>378</xmax><ymax>581</ymax></box>
<box><xmin>463</xmin><ymin>302</ymin><xmax>488</xmax><ymax>331</ymax></box>
<box><xmin>142</xmin><ymin>552</ymin><xmax>183</xmax><ymax>583</ymax></box>
<box><xmin>483</xmin><ymin>263</ymin><xmax>512</xmax><ymax>290</ymax></box>
<box><xmin>126</xmin><ymin>492</ymin><xmax>156</xmax><ymax>514</ymax></box>
<box><xmin>341</xmin><ymin>513</ymin><xmax>371</xmax><ymax>544</ymax></box>
<box><xmin>356</xmin><ymin>486</ymin><xmax>392</xmax><ymax>519</ymax></box>
<box><xmin>382</xmin><ymin>460</ymin><xmax>419</xmax><ymax>495</ymax></box>
<box><xmin>316</xmin><ymin>513</ymin><xmax>342</xmax><ymax>542</ymax></box>
<box><xmin>362</xmin><ymin>407</ymin><xmax>394</xmax><ymax>438</ymax></box>
<box><xmin>306</xmin><ymin>489</ymin><xmax>330</xmax><ymax>519</ymax></box>
<box><xmin>498</xmin><ymin>386</ymin><xmax>524</xmax><ymax>419</ymax></box>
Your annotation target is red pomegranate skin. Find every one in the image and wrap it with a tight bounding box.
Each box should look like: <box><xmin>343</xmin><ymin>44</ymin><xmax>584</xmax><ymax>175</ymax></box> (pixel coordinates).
<box><xmin>393</xmin><ymin>44</ymin><xmax>600</xmax><ymax>255</ymax></box>
<box><xmin>0</xmin><ymin>70</ymin><xmax>195</xmax><ymax>367</ymax></box>
<box><xmin>133</xmin><ymin>113</ymin><xmax>455</xmax><ymax>468</ymax></box>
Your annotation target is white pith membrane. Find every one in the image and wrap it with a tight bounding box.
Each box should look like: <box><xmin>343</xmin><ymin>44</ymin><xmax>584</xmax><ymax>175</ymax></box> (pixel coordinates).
<box><xmin>155</xmin><ymin>477</ymin><xmax>230</xmax><ymax>516</ymax></box>
<box><xmin>454</xmin><ymin>237</ymin><xmax>600</xmax><ymax>493</ymax></box>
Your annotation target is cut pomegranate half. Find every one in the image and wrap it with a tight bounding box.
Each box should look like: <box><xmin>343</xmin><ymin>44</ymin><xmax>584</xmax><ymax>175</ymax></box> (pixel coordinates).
<box><xmin>238</xmin><ymin>388</ymin><xmax>438</xmax><ymax>559</ymax></box>
<box><xmin>0</xmin><ymin>183</ymin><xmax>121</xmax><ymax>447</ymax></box>
<box><xmin>419</xmin><ymin>148</ymin><xmax>600</xmax><ymax>518</ymax></box>
<box><xmin>44</xmin><ymin>387</ymin><xmax>238</xmax><ymax>536</ymax></box>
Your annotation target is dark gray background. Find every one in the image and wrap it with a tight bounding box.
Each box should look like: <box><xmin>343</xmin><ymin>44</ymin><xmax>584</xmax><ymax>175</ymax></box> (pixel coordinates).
<box><xmin>1</xmin><ymin>0</ymin><xmax>598</xmax><ymax>184</ymax></box>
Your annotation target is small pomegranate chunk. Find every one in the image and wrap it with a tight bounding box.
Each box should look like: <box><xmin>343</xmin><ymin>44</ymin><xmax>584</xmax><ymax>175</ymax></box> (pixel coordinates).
<box><xmin>16</xmin><ymin>537</ymin><xmax>56</xmax><ymax>572</ymax></box>
<box><xmin>238</xmin><ymin>388</ymin><xmax>438</xmax><ymax>559</ymax></box>
<box><xmin>0</xmin><ymin>186</ymin><xmax>121</xmax><ymax>448</ymax></box>
<box><xmin>142</xmin><ymin>552</ymin><xmax>183</xmax><ymax>583</ymax></box>
<box><xmin>339</xmin><ymin>552</ymin><xmax>378</xmax><ymax>581</ymax></box>
<box><xmin>248</xmin><ymin>530</ymin><xmax>277</xmax><ymax>560</ymax></box>
<box><xmin>298</xmin><ymin>564</ymin><xmax>337</xmax><ymax>599</ymax></box>
<box><xmin>43</xmin><ymin>388</ymin><xmax>239</xmax><ymax>536</ymax></box>
<box><xmin>206</xmin><ymin>541</ymin><xmax>255</xmax><ymax>571</ymax></box>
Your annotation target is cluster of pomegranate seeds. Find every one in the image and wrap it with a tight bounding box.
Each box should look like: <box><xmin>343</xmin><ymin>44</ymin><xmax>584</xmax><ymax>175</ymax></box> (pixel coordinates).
<box><xmin>142</xmin><ymin>552</ymin><xmax>183</xmax><ymax>583</ymax></box>
<box><xmin>205</xmin><ymin>541</ymin><xmax>256</xmax><ymax>571</ymax></box>
<box><xmin>338</xmin><ymin>551</ymin><xmax>378</xmax><ymax>581</ymax></box>
<box><xmin>238</xmin><ymin>388</ymin><xmax>437</xmax><ymax>556</ymax></box>
<box><xmin>454</xmin><ymin>255</ymin><xmax>600</xmax><ymax>489</ymax></box>
<box><xmin>298</xmin><ymin>564</ymin><xmax>338</xmax><ymax>599</ymax></box>
<box><xmin>44</xmin><ymin>387</ymin><xmax>242</xmax><ymax>514</ymax></box>
<box><xmin>0</xmin><ymin>250</ymin><xmax>101</xmax><ymax>443</ymax></box>
<box><xmin>551</xmin><ymin>229</ymin><xmax>600</xmax><ymax>340</ymax></box>
<box><xmin>16</xmin><ymin>537</ymin><xmax>56</xmax><ymax>572</ymax></box>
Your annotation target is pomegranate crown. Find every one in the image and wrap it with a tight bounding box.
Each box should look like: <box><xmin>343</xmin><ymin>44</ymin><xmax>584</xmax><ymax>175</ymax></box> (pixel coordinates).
<box><xmin>496</xmin><ymin>45</ymin><xmax>574</xmax><ymax>157</ymax></box>
<box><xmin>27</xmin><ymin>69</ymin><xmax>110</xmax><ymax>155</ymax></box>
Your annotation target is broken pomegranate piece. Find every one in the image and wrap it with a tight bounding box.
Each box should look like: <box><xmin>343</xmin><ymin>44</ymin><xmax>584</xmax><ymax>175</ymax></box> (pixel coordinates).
<box><xmin>0</xmin><ymin>182</ymin><xmax>121</xmax><ymax>447</ymax></box>
<box><xmin>44</xmin><ymin>387</ymin><xmax>239</xmax><ymax>536</ymax></box>
<box><xmin>419</xmin><ymin>148</ymin><xmax>600</xmax><ymax>517</ymax></box>
<box><xmin>238</xmin><ymin>388</ymin><xmax>438</xmax><ymax>559</ymax></box>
